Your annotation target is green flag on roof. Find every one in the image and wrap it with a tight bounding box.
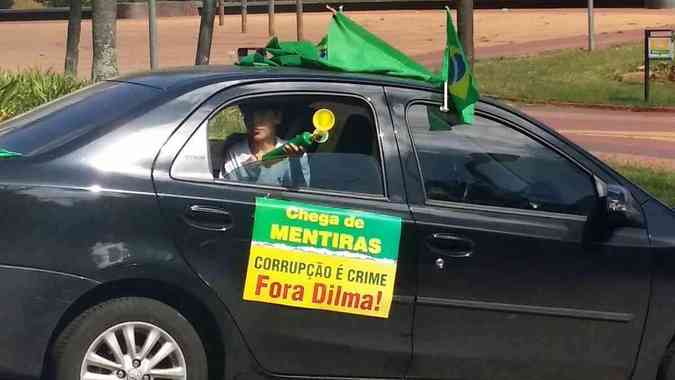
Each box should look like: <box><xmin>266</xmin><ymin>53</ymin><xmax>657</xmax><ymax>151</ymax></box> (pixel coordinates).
<box><xmin>439</xmin><ymin>8</ymin><xmax>479</xmax><ymax>124</ymax></box>
<box><xmin>323</xmin><ymin>12</ymin><xmax>436</xmax><ymax>82</ymax></box>
<box><xmin>239</xmin><ymin>12</ymin><xmax>437</xmax><ymax>82</ymax></box>
<box><xmin>237</xmin><ymin>10</ymin><xmax>479</xmax><ymax>123</ymax></box>
<box><xmin>239</xmin><ymin>38</ymin><xmax>325</xmax><ymax>67</ymax></box>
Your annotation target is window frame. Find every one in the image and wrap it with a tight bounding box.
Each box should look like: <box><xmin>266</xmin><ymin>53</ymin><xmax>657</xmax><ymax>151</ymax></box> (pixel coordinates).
<box><xmin>170</xmin><ymin>91</ymin><xmax>390</xmax><ymax>201</ymax></box>
<box><xmin>405</xmin><ymin>100</ymin><xmax>598</xmax><ymax>219</ymax></box>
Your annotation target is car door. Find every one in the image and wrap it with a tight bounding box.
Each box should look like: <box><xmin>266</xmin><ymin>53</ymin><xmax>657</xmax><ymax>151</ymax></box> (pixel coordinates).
<box><xmin>387</xmin><ymin>87</ymin><xmax>651</xmax><ymax>380</ymax></box>
<box><xmin>153</xmin><ymin>81</ymin><xmax>415</xmax><ymax>378</ymax></box>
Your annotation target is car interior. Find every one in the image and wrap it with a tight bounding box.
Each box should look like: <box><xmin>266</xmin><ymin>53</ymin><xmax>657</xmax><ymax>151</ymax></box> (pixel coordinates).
<box><xmin>207</xmin><ymin>95</ymin><xmax>384</xmax><ymax>195</ymax></box>
<box><xmin>411</xmin><ymin>106</ymin><xmax>597</xmax><ymax>215</ymax></box>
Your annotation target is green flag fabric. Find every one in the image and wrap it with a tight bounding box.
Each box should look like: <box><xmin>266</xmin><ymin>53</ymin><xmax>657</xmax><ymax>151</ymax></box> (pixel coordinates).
<box><xmin>0</xmin><ymin>149</ymin><xmax>22</xmax><ymax>159</ymax></box>
<box><xmin>323</xmin><ymin>12</ymin><xmax>437</xmax><ymax>82</ymax></box>
<box><xmin>239</xmin><ymin>38</ymin><xmax>326</xmax><ymax>68</ymax></box>
<box><xmin>439</xmin><ymin>8</ymin><xmax>480</xmax><ymax>124</ymax></box>
<box><xmin>237</xmin><ymin>10</ymin><xmax>479</xmax><ymax>124</ymax></box>
<box><xmin>239</xmin><ymin>13</ymin><xmax>437</xmax><ymax>83</ymax></box>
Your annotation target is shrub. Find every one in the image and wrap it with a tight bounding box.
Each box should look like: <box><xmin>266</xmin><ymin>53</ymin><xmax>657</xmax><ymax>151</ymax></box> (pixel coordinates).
<box><xmin>0</xmin><ymin>69</ymin><xmax>87</xmax><ymax>123</ymax></box>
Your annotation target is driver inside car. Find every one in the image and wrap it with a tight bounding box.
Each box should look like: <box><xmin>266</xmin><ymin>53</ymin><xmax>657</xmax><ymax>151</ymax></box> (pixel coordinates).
<box><xmin>221</xmin><ymin>106</ymin><xmax>311</xmax><ymax>187</ymax></box>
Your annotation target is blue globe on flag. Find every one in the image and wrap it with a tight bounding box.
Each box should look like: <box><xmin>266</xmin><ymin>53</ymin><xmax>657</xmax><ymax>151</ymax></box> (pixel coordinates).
<box><xmin>450</xmin><ymin>52</ymin><xmax>467</xmax><ymax>85</ymax></box>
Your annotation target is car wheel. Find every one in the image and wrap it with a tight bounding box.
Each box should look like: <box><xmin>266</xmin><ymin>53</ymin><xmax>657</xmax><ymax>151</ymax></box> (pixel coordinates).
<box><xmin>52</xmin><ymin>297</ymin><xmax>208</xmax><ymax>380</ymax></box>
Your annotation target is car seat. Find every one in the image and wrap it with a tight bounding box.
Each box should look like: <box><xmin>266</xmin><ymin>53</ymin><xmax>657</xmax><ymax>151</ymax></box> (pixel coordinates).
<box><xmin>211</xmin><ymin>133</ymin><xmax>247</xmax><ymax>178</ymax></box>
<box><xmin>335</xmin><ymin>114</ymin><xmax>375</xmax><ymax>156</ymax></box>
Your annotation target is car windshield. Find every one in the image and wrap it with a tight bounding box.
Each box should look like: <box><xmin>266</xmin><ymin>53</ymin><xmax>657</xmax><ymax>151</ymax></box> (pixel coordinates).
<box><xmin>0</xmin><ymin>81</ymin><xmax>160</xmax><ymax>157</ymax></box>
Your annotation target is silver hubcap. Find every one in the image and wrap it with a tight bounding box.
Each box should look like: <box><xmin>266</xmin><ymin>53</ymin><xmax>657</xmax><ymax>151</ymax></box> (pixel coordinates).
<box><xmin>80</xmin><ymin>322</ymin><xmax>187</xmax><ymax>380</ymax></box>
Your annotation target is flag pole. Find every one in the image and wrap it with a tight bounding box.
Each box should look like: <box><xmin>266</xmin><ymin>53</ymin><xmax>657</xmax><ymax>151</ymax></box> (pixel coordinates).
<box><xmin>440</xmin><ymin>6</ymin><xmax>450</xmax><ymax>113</ymax></box>
<box><xmin>441</xmin><ymin>81</ymin><xmax>449</xmax><ymax>112</ymax></box>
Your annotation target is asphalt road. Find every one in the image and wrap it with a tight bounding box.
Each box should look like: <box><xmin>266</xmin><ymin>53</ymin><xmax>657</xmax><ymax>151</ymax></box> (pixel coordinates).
<box><xmin>522</xmin><ymin>105</ymin><xmax>675</xmax><ymax>169</ymax></box>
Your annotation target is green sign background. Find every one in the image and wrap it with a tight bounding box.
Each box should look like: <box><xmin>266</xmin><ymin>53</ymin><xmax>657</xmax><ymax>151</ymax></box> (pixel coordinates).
<box><xmin>252</xmin><ymin>197</ymin><xmax>402</xmax><ymax>261</ymax></box>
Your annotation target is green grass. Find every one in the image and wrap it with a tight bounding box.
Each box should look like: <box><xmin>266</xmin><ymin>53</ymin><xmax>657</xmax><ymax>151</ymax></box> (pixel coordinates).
<box><xmin>10</xmin><ymin>0</ymin><xmax>45</xmax><ymax>9</ymax></box>
<box><xmin>474</xmin><ymin>44</ymin><xmax>675</xmax><ymax>108</ymax></box>
<box><xmin>0</xmin><ymin>69</ymin><xmax>87</xmax><ymax>122</ymax></box>
<box><xmin>609</xmin><ymin>161</ymin><xmax>675</xmax><ymax>207</ymax></box>
<box><xmin>207</xmin><ymin>106</ymin><xmax>246</xmax><ymax>140</ymax></box>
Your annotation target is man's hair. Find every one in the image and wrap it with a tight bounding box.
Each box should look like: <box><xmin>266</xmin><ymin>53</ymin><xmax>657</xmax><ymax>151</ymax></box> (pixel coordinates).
<box><xmin>242</xmin><ymin>105</ymin><xmax>282</xmax><ymax>130</ymax></box>
<box><xmin>240</xmin><ymin>101</ymin><xmax>283</xmax><ymax>123</ymax></box>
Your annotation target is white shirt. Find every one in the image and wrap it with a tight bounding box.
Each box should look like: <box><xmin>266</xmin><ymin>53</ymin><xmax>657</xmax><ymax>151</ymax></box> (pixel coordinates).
<box><xmin>221</xmin><ymin>138</ymin><xmax>311</xmax><ymax>187</ymax></box>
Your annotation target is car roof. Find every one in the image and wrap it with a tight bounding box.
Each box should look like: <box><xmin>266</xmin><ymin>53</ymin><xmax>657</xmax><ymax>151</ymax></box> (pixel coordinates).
<box><xmin>114</xmin><ymin>65</ymin><xmax>439</xmax><ymax>93</ymax></box>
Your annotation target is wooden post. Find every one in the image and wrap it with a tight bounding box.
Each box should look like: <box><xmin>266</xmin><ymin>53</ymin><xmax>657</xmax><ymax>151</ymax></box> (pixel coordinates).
<box><xmin>218</xmin><ymin>0</ymin><xmax>224</xmax><ymax>26</ymax></box>
<box><xmin>645</xmin><ymin>30</ymin><xmax>651</xmax><ymax>102</ymax></box>
<box><xmin>457</xmin><ymin>0</ymin><xmax>475</xmax><ymax>66</ymax></box>
<box><xmin>241</xmin><ymin>0</ymin><xmax>248</xmax><ymax>33</ymax></box>
<box><xmin>196</xmin><ymin>0</ymin><xmax>216</xmax><ymax>65</ymax></box>
<box><xmin>296</xmin><ymin>0</ymin><xmax>303</xmax><ymax>41</ymax></box>
<box><xmin>268</xmin><ymin>0</ymin><xmax>275</xmax><ymax>36</ymax></box>
<box><xmin>587</xmin><ymin>0</ymin><xmax>595</xmax><ymax>51</ymax></box>
<box><xmin>148</xmin><ymin>0</ymin><xmax>158</xmax><ymax>69</ymax></box>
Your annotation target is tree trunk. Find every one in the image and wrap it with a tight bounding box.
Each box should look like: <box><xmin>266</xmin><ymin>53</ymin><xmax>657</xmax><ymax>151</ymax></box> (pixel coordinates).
<box><xmin>91</xmin><ymin>0</ymin><xmax>119</xmax><ymax>81</ymax></box>
<box><xmin>268</xmin><ymin>0</ymin><xmax>275</xmax><ymax>36</ymax></box>
<box><xmin>587</xmin><ymin>0</ymin><xmax>595</xmax><ymax>51</ymax></box>
<box><xmin>241</xmin><ymin>0</ymin><xmax>248</xmax><ymax>33</ymax></box>
<box><xmin>196</xmin><ymin>0</ymin><xmax>216</xmax><ymax>65</ymax></box>
<box><xmin>457</xmin><ymin>0</ymin><xmax>475</xmax><ymax>66</ymax></box>
<box><xmin>64</xmin><ymin>0</ymin><xmax>81</xmax><ymax>77</ymax></box>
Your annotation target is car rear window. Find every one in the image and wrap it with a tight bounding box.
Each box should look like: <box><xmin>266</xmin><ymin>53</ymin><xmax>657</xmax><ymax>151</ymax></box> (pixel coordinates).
<box><xmin>0</xmin><ymin>81</ymin><xmax>161</xmax><ymax>156</ymax></box>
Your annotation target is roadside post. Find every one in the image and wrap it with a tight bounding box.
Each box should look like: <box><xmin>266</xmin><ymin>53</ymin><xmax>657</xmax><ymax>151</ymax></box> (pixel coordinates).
<box><xmin>269</xmin><ymin>0</ymin><xmax>276</xmax><ymax>36</ymax></box>
<box><xmin>587</xmin><ymin>0</ymin><xmax>595</xmax><ymax>51</ymax></box>
<box><xmin>148</xmin><ymin>0</ymin><xmax>158</xmax><ymax>69</ymax></box>
<box><xmin>242</xmin><ymin>0</ymin><xmax>248</xmax><ymax>33</ymax></box>
<box><xmin>218</xmin><ymin>0</ymin><xmax>225</xmax><ymax>26</ymax></box>
<box><xmin>297</xmin><ymin>0</ymin><xmax>304</xmax><ymax>41</ymax></box>
<box><xmin>644</xmin><ymin>29</ymin><xmax>674</xmax><ymax>102</ymax></box>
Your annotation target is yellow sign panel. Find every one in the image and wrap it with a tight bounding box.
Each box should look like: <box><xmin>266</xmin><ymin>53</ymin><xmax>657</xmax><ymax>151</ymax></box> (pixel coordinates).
<box><xmin>648</xmin><ymin>35</ymin><xmax>674</xmax><ymax>60</ymax></box>
<box><xmin>242</xmin><ymin>198</ymin><xmax>402</xmax><ymax>318</ymax></box>
<box><xmin>243</xmin><ymin>245</ymin><xmax>397</xmax><ymax>318</ymax></box>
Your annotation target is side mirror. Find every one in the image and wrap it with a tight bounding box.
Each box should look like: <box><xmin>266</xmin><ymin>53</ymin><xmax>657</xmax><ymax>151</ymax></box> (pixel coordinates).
<box><xmin>595</xmin><ymin>177</ymin><xmax>644</xmax><ymax>228</ymax></box>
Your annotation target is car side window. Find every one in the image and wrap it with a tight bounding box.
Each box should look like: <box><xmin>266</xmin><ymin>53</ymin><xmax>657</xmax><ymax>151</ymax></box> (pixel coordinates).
<box><xmin>407</xmin><ymin>104</ymin><xmax>597</xmax><ymax>215</ymax></box>
<box><xmin>172</xmin><ymin>94</ymin><xmax>385</xmax><ymax>196</ymax></box>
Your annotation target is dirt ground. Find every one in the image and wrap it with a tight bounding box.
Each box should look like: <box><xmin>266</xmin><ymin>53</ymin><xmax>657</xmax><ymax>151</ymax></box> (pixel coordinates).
<box><xmin>2</xmin><ymin>8</ymin><xmax>675</xmax><ymax>76</ymax></box>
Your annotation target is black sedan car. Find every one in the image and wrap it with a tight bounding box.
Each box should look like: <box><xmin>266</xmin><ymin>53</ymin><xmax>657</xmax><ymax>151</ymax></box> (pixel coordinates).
<box><xmin>0</xmin><ymin>66</ymin><xmax>674</xmax><ymax>380</ymax></box>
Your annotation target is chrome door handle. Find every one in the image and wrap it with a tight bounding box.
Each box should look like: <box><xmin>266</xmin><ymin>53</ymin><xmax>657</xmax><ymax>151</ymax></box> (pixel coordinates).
<box><xmin>183</xmin><ymin>205</ymin><xmax>233</xmax><ymax>231</ymax></box>
<box><xmin>426</xmin><ymin>233</ymin><xmax>474</xmax><ymax>258</ymax></box>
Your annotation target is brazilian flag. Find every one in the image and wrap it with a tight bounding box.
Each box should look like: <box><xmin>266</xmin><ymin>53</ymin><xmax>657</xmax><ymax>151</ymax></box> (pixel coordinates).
<box><xmin>439</xmin><ymin>8</ymin><xmax>479</xmax><ymax>124</ymax></box>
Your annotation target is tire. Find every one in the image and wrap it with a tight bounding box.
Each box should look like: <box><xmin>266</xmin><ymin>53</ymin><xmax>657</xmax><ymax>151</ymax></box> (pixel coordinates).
<box><xmin>51</xmin><ymin>297</ymin><xmax>208</xmax><ymax>380</ymax></box>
